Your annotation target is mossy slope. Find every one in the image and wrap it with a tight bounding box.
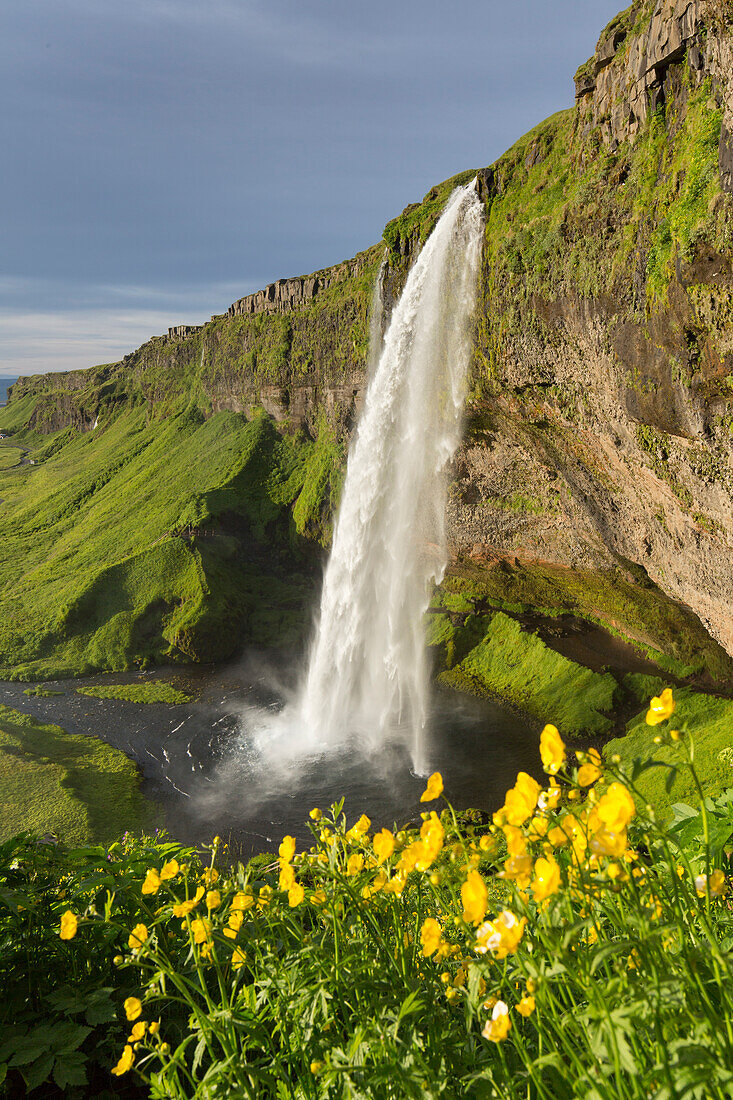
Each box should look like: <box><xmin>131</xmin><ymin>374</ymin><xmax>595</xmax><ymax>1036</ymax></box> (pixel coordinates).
<box><xmin>0</xmin><ymin>705</ymin><xmax>153</xmax><ymax>844</ymax></box>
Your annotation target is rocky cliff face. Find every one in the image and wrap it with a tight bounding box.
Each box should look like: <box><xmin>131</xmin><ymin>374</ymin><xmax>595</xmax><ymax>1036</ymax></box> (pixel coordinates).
<box><xmin>9</xmin><ymin>0</ymin><xmax>733</xmax><ymax>678</ymax></box>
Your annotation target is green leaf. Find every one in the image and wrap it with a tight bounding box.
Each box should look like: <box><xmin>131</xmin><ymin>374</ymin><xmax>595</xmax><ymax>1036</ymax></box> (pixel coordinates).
<box><xmin>53</xmin><ymin>1051</ymin><xmax>88</xmax><ymax>1089</ymax></box>
<box><xmin>20</xmin><ymin>1052</ymin><xmax>54</xmax><ymax>1092</ymax></box>
<box><xmin>9</xmin><ymin>1035</ymin><xmax>52</xmax><ymax>1067</ymax></box>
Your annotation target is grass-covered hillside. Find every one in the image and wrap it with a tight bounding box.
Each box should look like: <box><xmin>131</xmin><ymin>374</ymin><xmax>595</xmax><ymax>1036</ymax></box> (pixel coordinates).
<box><xmin>0</xmin><ymin>402</ymin><xmax>344</xmax><ymax>679</ymax></box>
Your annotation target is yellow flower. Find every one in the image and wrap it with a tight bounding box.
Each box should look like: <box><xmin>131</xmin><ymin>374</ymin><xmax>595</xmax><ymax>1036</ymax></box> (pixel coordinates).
<box><xmin>279</xmin><ymin>835</ymin><xmax>296</xmax><ymax>862</ymax></box>
<box><xmin>420</xmin><ymin>772</ymin><xmax>444</xmax><ymax>802</ymax></box>
<box><xmin>461</xmin><ymin>870</ymin><xmax>488</xmax><ymax>925</ymax></box>
<box><xmin>516</xmin><ymin>995</ymin><xmax>536</xmax><ymax>1017</ymax></box>
<box><xmin>142</xmin><ymin>868</ymin><xmax>161</xmax><ymax>895</ymax></box>
<box><xmin>191</xmin><ymin>918</ymin><xmax>212</xmax><ymax>944</ymax></box>
<box><xmin>532</xmin><ymin>855</ymin><xmax>561</xmax><ymax>902</ymax></box>
<box><xmin>538</xmin><ymin>782</ymin><xmax>561</xmax><ymax>813</ymax></box>
<box><xmin>352</xmin><ymin>813</ymin><xmax>371</xmax><ymax>837</ymax></box>
<box><xmin>279</xmin><ymin>863</ymin><xmax>296</xmax><ymax>892</ymax></box>
<box><xmin>503</xmin><ymin>824</ymin><xmax>527</xmax><ymax>858</ymax></box>
<box><xmin>646</xmin><ymin>687</ymin><xmax>675</xmax><ymax>726</ymax></box>
<box><xmin>148</xmin><ymin>1021</ymin><xmax>160</xmax><ymax>1036</ymax></box>
<box><xmin>596</xmin><ymin>783</ymin><xmax>635</xmax><ymax>833</ymax></box>
<box><xmin>695</xmin><ymin>870</ymin><xmax>726</xmax><ymax>897</ymax></box>
<box><xmin>420</xmin><ymin>917</ymin><xmax>443</xmax><ymax>957</ymax></box>
<box><xmin>577</xmin><ymin>748</ymin><xmax>603</xmax><ymax>787</ymax></box>
<box><xmin>206</xmin><ymin>890</ymin><xmax>221</xmax><ymax>910</ymax></box>
<box><xmin>502</xmin><ymin>772</ymin><xmax>541</xmax><ymax>827</ymax></box>
<box><xmin>128</xmin><ymin>1021</ymin><xmax>146</xmax><ymax>1042</ymax></box>
<box><xmin>124</xmin><ymin>997</ymin><xmax>143</xmax><ymax>1021</ymax></box>
<box><xmin>231</xmin><ymin>890</ymin><xmax>254</xmax><ymax>912</ymax></box>
<box><xmin>590</xmin><ymin>828</ymin><xmax>627</xmax><ymax>859</ymax></box>
<box><xmin>373</xmin><ymin>828</ymin><xmax>395</xmax><ymax>863</ymax></box>
<box><xmin>540</xmin><ymin>724</ymin><xmax>566</xmax><ymax>775</ymax></box>
<box><xmin>288</xmin><ymin>883</ymin><xmax>305</xmax><ymax>907</ymax></box>
<box><xmin>172</xmin><ymin>886</ymin><xmax>205</xmax><ymax>917</ymax></box>
<box><xmin>111</xmin><ymin>1045</ymin><xmax>134</xmax><ymax>1076</ymax></box>
<box><xmin>160</xmin><ymin>859</ymin><xmax>179</xmax><ymax>880</ymax></box>
<box><xmin>475</xmin><ymin>910</ymin><xmax>526</xmax><ymax>959</ymax></box>
<box><xmin>479</xmin><ymin>834</ymin><xmax>497</xmax><ymax>853</ymax></box>
<box><xmin>310</xmin><ymin>1060</ymin><xmax>324</xmax><ymax>1074</ymax></box>
<box><xmin>347</xmin><ymin>853</ymin><xmax>364</xmax><ymax>876</ymax></box>
<box><xmin>258</xmin><ymin>885</ymin><xmax>273</xmax><ymax>908</ymax></box>
<box><xmin>482</xmin><ymin>1000</ymin><xmax>511</xmax><ymax>1043</ymax></box>
<box><xmin>224</xmin><ymin>909</ymin><xmax>244</xmax><ymax>939</ymax></box>
<box><xmin>417</xmin><ymin>813</ymin><xmax>444</xmax><ymax>869</ymax></box>
<box><xmin>59</xmin><ymin>910</ymin><xmax>78</xmax><ymax>940</ymax></box>
<box><xmin>309</xmin><ymin>807</ymin><xmax>322</xmax><ymax>820</ymax></box>
<box><xmin>500</xmin><ymin>853</ymin><xmax>533</xmax><ymax>888</ymax></box>
<box><xmin>231</xmin><ymin>947</ymin><xmax>246</xmax><ymax>970</ymax></box>
<box><xmin>310</xmin><ymin>889</ymin><xmax>327</xmax><ymax>905</ymax></box>
<box><xmin>201</xmin><ymin>867</ymin><xmax>219</xmax><ymax>886</ymax></box>
<box><xmin>128</xmin><ymin>924</ymin><xmax>149</xmax><ymax>951</ymax></box>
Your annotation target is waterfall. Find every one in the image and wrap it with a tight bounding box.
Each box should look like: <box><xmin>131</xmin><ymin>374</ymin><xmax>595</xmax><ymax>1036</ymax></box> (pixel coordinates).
<box><xmin>366</xmin><ymin>252</ymin><xmax>387</xmax><ymax>377</ymax></box>
<box><xmin>295</xmin><ymin>181</ymin><xmax>483</xmax><ymax>770</ymax></box>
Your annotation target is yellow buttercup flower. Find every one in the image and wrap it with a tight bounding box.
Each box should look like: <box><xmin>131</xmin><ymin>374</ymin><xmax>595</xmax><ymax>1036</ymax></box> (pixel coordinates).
<box><xmin>231</xmin><ymin>947</ymin><xmax>246</xmax><ymax>970</ymax></box>
<box><xmin>596</xmin><ymin>783</ymin><xmax>635</xmax><ymax>833</ymax></box>
<box><xmin>420</xmin><ymin>772</ymin><xmax>444</xmax><ymax>802</ymax></box>
<box><xmin>475</xmin><ymin>910</ymin><xmax>526</xmax><ymax>959</ymax></box>
<box><xmin>350</xmin><ymin>813</ymin><xmax>371</xmax><ymax>838</ymax></box>
<box><xmin>224</xmin><ymin>909</ymin><xmax>244</xmax><ymax>939</ymax></box>
<box><xmin>309</xmin><ymin>807</ymin><xmax>322</xmax><ymax>820</ymax></box>
<box><xmin>347</xmin><ymin>853</ymin><xmax>364</xmax><ymax>876</ymax></box>
<box><xmin>279</xmin><ymin>863</ymin><xmax>296</xmax><ymax>892</ymax></box>
<box><xmin>148</xmin><ymin>1021</ymin><xmax>160</xmax><ymax>1035</ymax></box>
<box><xmin>172</xmin><ymin>886</ymin><xmax>205</xmax><ymax>917</ymax></box>
<box><xmin>577</xmin><ymin>748</ymin><xmax>603</xmax><ymax>787</ymax></box>
<box><xmin>128</xmin><ymin>1021</ymin><xmax>146</xmax><ymax>1042</ymax></box>
<box><xmin>124</xmin><ymin>997</ymin><xmax>143</xmax><ymax>1021</ymax></box>
<box><xmin>160</xmin><ymin>859</ymin><xmax>179</xmax><ymax>880</ymax></box>
<box><xmin>111</xmin><ymin>1045</ymin><xmax>134</xmax><ymax>1076</ymax></box>
<box><xmin>482</xmin><ymin>1000</ymin><xmax>511</xmax><ymax>1042</ymax></box>
<box><xmin>461</xmin><ymin>870</ymin><xmax>488</xmax><ymax>925</ymax></box>
<box><xmin>279</xmin><ymin>835</ymin><xmax>296</xmax><ymax>862</ymax></box>
<box><xmin>420</xmin><ymin>917</ymin><xmax>443</xmax><ymax>957</ymax></box>
<box><xmin>128</xmin><ymin>924</ymin><xmax>149</xmax><ymax>951</ymax></box>
<box><xmin>646</xmin><ymin>687</ymin><xmax>675</xmax><ymax>726</ymax></box>
<box><xmin>288</xmin><ymin>883</ymin><xmax>305</xmax><ymax>907</ymax></box>
<box><xmin>500</xmin><ymin>853</ymin><xmax>533</xmax><ymax>888</ymax></box>
<box><xmin>206</xmin><ymin>890</ymin><xmax>221</xmax><ymax>910</ymax></box>
<box><xmin>141</xmin><ymin>868</ymin><xmax>161</xmax><ymax>895</ymax></box>
<box><xmin>503</xmin><ymin>824</ymin><xmax>527</xmax><ymax>857</ymax></box>
<box><xmin>231</xmin><ymin>890</ymin><xmax>254</xmax><ymax>912</ymax></box>
<box><xmin>310</xmin><ymin>889</ymin><xmax>327</xmax><ymax>905</ymax></box>
<box><xmin>373</xmin><ymin>828</ymin><xmax>395</xmax><ymax>863</ymax></box>
<box><xmin>59</xmin><ymin>910</ymin><xmax>78</xmax><ymax>940</ymax></box>
<box><xmin>201</xmin><ymin>868</ymin><xmax>219</xmax><ymax>886</ymax></box>
<box><xmin>516</xmin><ymin>995</ymin><xmax>536</xmax><ymax>1017</ymax></box>
<box><xmin>532</xmin><ymin>855</ymin><xmax>561</xmax><ymax>902</ymax></box>
<box><xmin>590</xmin><ymin>828</ymin><xmax>627</xmax><ymax>859</ymax></box>
<box><xmin>502</xmin><ymin>772</ymin><xmax>541</xmax><ymax>827</ymax></box>
<box><xmin>191</xmin><ymin>918</ymin><xmax>212</xmax><ymax>944</ymax></box>
<box><xmin>540</xmin><ymin>724</ymin><xmax>566</xmax><ymax>775</ymax></box>
<box><xmin>695</xmin><ymin>870</ymin><xmax>727</xmax><ymax>897</ymax></box>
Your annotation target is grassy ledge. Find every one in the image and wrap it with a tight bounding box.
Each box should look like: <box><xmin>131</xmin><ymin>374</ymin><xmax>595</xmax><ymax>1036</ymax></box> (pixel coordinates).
<box><xmin>76</xmin><ymin>683</ymin><xmax>193</xmax><ymax>705</ymax></box>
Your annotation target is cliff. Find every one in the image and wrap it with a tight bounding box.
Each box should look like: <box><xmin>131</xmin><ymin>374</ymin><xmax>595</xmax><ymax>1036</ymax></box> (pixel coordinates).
<box><xmin>4</xmin><ymin>0</ymin><xmax>733</xmax><ymax>689</ymax></box>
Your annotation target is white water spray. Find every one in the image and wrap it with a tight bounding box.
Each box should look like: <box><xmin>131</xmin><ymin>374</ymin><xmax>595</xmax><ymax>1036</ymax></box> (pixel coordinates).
<box><xmin>293</xmin><ymin>182</ymin><xmax>483</xmax><ymax>770</ymax></box>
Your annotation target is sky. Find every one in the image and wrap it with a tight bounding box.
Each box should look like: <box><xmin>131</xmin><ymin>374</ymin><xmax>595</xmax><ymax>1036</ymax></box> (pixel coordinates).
<box><xmin>1</xmin><ymin>0</ymin><xmax>623</xmax><ymax>377</ymax></box>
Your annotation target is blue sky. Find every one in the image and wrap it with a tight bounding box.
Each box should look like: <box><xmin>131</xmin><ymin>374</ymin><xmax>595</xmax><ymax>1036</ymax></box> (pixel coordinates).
<box><xmin>1</xmin><ymin>0</ymin><xmax>622</xmax><ymax>376</ymax></box>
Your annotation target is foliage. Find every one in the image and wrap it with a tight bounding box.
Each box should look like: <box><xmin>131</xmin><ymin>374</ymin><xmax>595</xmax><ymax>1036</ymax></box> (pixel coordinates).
<box><xmin>0</xmin><ymin>705</ymin><xmax>154</xmax><ymax>845</ymax></box>
<box><xmin>4</xmin><ymin>692</ymin><xmax>733</xmax><ymax>1096</ymax></box>
<box><xmin>77</xmin><ymin>682</ymin><xmax>192</xmax><ymax>705</ymax></box>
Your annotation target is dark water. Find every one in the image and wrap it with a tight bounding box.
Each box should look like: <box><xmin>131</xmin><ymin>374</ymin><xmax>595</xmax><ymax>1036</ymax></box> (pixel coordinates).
<box><xmin>0</xmin><ymin>655</ymin><xmax>542</xmax><ymax>859</ymax></box>
<box><xmin>0</xmin><ymin>377</ymin><xmax>18</xmax><ymax>406</ymax></box>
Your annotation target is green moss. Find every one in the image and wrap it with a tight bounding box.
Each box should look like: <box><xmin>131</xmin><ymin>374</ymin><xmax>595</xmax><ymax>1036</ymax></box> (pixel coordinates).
<box><xmin>383</xmin><ymin>171</ymin><xmax>477</xmax><ymax>264</ymax></box>
<box><xmin>23</xmin><ymin>687</ymin><xmax>64</xmax><ymax>697</ymax></box>
<box><xmin>443</xmin><ymin>559</ymin><xmax>733</xmax><ymax>685</ymax></box>
<box><xmin>0</xmin><ymin>705</ymin><xmax>154</xmax><ymax>844</ymax></box>
<box><xmin>433</xmin><ymin>611</ymin><xmax>619</xmax><ymax>735</ymax></box>
<box><xmin>605</xmin><ymin>679</ymin><xmax>733</xmax><ymax>819</ymax></box>
<box><xmin>77</xmin><ymin>682</ymin><xmax>192</xmax><ymax>704</ymax></box>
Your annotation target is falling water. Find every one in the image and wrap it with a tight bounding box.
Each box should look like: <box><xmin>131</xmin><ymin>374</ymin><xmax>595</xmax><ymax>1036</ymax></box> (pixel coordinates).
<box><xmin>366</xmin><ymin>252</ymin><xmax>387</xmax><ymax>377</ymax></box>
<box><xmin>295</xmin><ymin>181</ymin><xmax>483</xmax><ymax>771</ymax></box>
